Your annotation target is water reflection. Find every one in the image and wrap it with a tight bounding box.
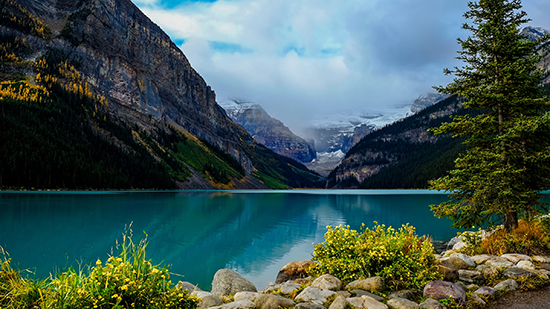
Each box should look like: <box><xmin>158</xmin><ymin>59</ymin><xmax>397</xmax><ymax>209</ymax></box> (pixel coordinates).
<box><xmin>0</xmin><ymin>190</ymin><xmax>459</xmax><ymax>290</ymax></box>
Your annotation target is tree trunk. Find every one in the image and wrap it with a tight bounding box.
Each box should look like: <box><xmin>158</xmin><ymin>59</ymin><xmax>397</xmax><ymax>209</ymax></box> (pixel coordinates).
<box><xmin>504</xmin><ymin>210</ymin><xmax>518</xmax><ymax>233</ymax></box>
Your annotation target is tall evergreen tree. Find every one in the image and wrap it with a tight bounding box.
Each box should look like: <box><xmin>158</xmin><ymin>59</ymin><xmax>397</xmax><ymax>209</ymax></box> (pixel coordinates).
<box><xmin>429</xmin><ymin>0</ymin><xmax>550</xmax><ymax>232</ymax></box>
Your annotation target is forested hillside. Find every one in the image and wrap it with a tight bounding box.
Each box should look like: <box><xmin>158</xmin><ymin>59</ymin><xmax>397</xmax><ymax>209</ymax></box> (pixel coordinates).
<box><xmin>0</xmin><ymin>0</ymin><xmax>320</xmax><ymax>190</ymax></box>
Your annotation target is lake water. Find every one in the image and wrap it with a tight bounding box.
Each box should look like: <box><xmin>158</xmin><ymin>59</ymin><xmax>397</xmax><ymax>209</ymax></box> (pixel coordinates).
<box><xmin>0</xmin><ymin>190</ymin><xmax>463</xmax><ymax>290</ymax></box>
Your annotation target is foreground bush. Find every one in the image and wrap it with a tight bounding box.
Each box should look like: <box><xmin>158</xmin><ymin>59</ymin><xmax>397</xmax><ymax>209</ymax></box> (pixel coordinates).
<box><xmin>309</xmin><ymin>223</ymin><xmax>442</xmax><ymax>291</ymax></box>
<box><xmin>0</xmin><ymin>232</ymin><xmax>199</xmax><ymax>309</ymax></box>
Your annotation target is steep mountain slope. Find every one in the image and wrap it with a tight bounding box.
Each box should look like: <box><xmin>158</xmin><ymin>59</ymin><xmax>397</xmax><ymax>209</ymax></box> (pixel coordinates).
<box><xmin>221</xmin><ymin>100</ymin><xmax>316</xmax><ymax>163</ymax></box>
<box><xmin>0</xmin><ymin>0</ymin><xmax>320</xmax><ymax>189</ymax></box>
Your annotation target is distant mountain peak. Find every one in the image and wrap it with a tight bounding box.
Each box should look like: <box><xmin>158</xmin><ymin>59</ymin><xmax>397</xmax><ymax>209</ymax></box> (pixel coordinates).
<box><xmin>521</xmin><ymin>26</ymin><xmax>550</xmax><ymax>42</ymax></box>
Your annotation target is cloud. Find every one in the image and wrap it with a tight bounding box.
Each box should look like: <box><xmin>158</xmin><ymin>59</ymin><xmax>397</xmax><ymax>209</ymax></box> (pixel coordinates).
<box><xmin>133</xmin><ymin>0</ymin><xmax>550</xmax><ymax>132</ymax></box>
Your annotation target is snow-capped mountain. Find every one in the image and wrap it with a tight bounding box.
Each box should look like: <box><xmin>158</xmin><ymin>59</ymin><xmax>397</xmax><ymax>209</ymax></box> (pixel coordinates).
<box><xmin>521</xmin><ymin>26</ymin><xmax>550</xmax><ymax>42</ymax></box>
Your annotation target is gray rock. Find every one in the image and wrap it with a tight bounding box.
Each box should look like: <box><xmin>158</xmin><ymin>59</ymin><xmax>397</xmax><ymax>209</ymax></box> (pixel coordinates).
<box><xmin>517</xmin><ymin>260</ymin><xmax>535</xmax><ymax>270</ymax></box>
<box><xmin>295</xmin><ymin>286</ymin><xmax>336</xmax><ymax>305</ymax></box>
<box><xmin>347</xmin><ymin>296</ymin><xmax>389</xmax><ymax>309</ymax></box>
<box><xmin>311</xmin><ymin>274</ymin><xmax>342</xmax><ymax>291</ymax></box>
<box><xmin>532</xmin><ymin>255</ymin><xmax>550</xmax><ymax>263</ymax></box>
<box><xmin>346</xmin><ymin>276</ymin><xmax>385</xmax><ymax>292</ymax></box>
<box><xmin>294</xmin><ymin>303</ymin><xmax>326</xmax><ymax>309</ymax></box>
<box><xmin>280</xmin><ymin>281</ymin><xmax>301</xmax><ymax>295</ymax></box>
<box><xmin>177</xmin><ymin>281</ymin><xmax>202</xmax><ymax>293</ymax></box>
<box><xmin>336</xmin><ymin>290</ymin><xmax>352</xmax><ymax>298</ymax></box>
<box><xmin>448</xmin><ymin>253</ymin><xmax>475</xmax><ymax>270</ymax></box>
<box><xmin>197</xmin><ymin>295</ymin><xmax>224</xmax><ymax>309</ymax></box>
<box><xmin>423</xmin><ymin>280</ymin><xmax>466</xmax><ymax>305</ymax></box>
<box><xmin>254</xmin><ymin>293</ymin><xmax>296</xmax><ymax>309</ymax></box>
<box><xmin>466</xmin><ymin>284</ymin><xmax>479</xmax><ymax>291</ymax></box>
<box><xmin>485</xmin><ymin>257</ymin><xmax>515</xmax><ymax>268</ymax></box>
<box><xmin>454</xmin><ymin>282</ymin><xmax>467</xmax><ymax>292</ymax></box>
<box><xmin>538</xmin><ymin>263</ymin><xmax>550</xmax><ymax>271</ymax></box>
<box><xmin>419</xmin><ymin>298</ymin><xmax>447</xmax><ymax>309</ymax></box>
<box><xmin>437</xmin><ymin>259</ymin><xmax>458</xmax><ymax>281</ymax></box>
<box><xmin>446</xmin><ymin>237</ymin><xmax>462</xmax><ymax>251</ymax></box>
<box><xmin>275</xmin><ymin>260</ymin><xmax>315</xmax><ymax>284</ymax></box>
<box><xmin>469</xmin><ymin>294</ymin><xmax>486</xmax><ymax>306</ymax></box>
<box><xmin>388</xmin><ymin>290</ymin><xmax>415</xmax><ymax>300</ymax></box>
<box><xmin>192</xmin><ymin>290</ymin><xmax>213</xmax><ymax>299</ymax></box>
<box><xmin>387</xmin><ymin>297</ymin><xmax>420</xmax><ymax>309</ymax></box>
<box><xmin>494</xmin><ymin>279</ymin><xmax>519</xmax><ymax>292</ymax></box>
<box><xmin>328</xmin><ymin>295</ymin><xmax>349</xmax><ymax>309</ymax></box>
<box><xmin>211</xmin><ymin>269</ymin><xmax>258</xmax><ymax>297</ymax></box>
<box><xmin>458</xmin><ymin>269</ymin><xmax>482</xmax><ymax>283</ymax></box>
<box><xmin>476</xmin><ymin>264</ymin><xmax>499</xmax><ymax>279</ymax></box>
<box><xmin>501</xmin><ymin>253</ymin><xmax>531</xmax><ymax>264</ymax></box>
<box><xmin>503</xmin><ymin>267</ymin><xmax>538</xmax><ymax>280</ymax></box>
<box><xmin>351</xmin><ymin>289</ymin><xmax>385</xmax><ymax>302</ymax></box>
<box><xmin>234</xmin><ymin>291</ymin><xmax>260</xmax><ymax>302</ymax></box>
<box><xmin>263</xmin><ymin>282</ymin><xmax>280</xmax><ymax>293</ymax></box>
<box><xmin>470</xmin><ymin>254</ymin><xmax>494</xmax><ymax>265</ymax></box>
<box><xmin>474</xmin><ymin>286</ymin><xmax>496</xmax><ymax>297</ymax></box>
<box><xmin>210</xmin><ymin>300</ymin><xmax>256</xmax><ymax>309</ymax></box>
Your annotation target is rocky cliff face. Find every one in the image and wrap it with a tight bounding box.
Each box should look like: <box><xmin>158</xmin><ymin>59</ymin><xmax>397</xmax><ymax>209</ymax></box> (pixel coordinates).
<box><xmin>221</xmin><ymin>100</ymin><xmax>316</xmax><ymax>163</ymax></box>
<box><xmin>0</xmin><ymin>0</ymin><xmax>320</xmax><ymax>189</ymax></box>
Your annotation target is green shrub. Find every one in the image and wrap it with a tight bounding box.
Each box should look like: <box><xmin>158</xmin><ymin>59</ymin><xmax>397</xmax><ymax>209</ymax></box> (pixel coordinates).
<box><xmin>0</xmin><ymin>231</ymin><xmax>199</xmax><ymax>309</ymax></box>
<box><xmin>309</xmin><ymin>223</ymin><xmax>442</xmax><ymax>291</ymax></box>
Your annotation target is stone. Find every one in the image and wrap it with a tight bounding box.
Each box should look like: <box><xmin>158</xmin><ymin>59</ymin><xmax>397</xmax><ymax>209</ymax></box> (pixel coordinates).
<box><xmin>466</xmin><ymin>284</ymin><xmax>479</xmax><ymax>291</ymax></box>
<box><xmin>347</xmin><ymin>296</ymin><xmax>389</xmax><ymax>309</ymax></box>
<box><xmin>311</xmin><ymin>274</ymin><xmax>342</xmax><ymax>291</ymax></box>
<box><xmin>474</xmin><ymin>286</ymin><xmax>496</xmax><ymax>297</ymax></box>
<box><xmin>448</xmin><ymin>253</ymin><xmax>475</xmax><ymax>270</ymax></box>
<box><xmin>211</xmin><ymin>269</ymin><xmax>258</xmax><ymax>297</ymax></box>
<box><xmin>476</xmin><ymin>264</ymin><xmax>499</xmax><ymax>279</ymax></box>
<box><xmin>234</xmin><ymin>291</ymin><xmax>260</xmax><ymax>302</ymax></box>
<box><xmin>388</xmin><ymin>290</ymin><xmax>415</xmax><ymax>300</ymax></box>
<box><xmin>345</xmin><ymin>276</ymin><xmax>385</xmax><ymax>292</ymax></box>
<box><xmin>387</xmin><ymin>297</ymin><xmax>420</xmax><ymax>309</ymax></box>
<box><xmin>501</xmin><ymin>253</ymin><xmax>531</xmax><ymax>264</ymax></box>
<box><xmin>445</xmin><ymin>237</ymin><xmax>462</xmax><ymax>251</ymax></box>
<box><xmin>503</xmin><ymin>267</ymin><xmax>538</xmax><ymax>280</ymax></box>
<box><xmin>328</xmin><ymin>295</ymin><xmax>349</xmax><ymax>309</ymax></box>
<box><xmin>469</xmin><ymin>294</ymin><xmax>486</xmax><ymax>306</ymax></box>
<box><xmin>532</xmin><ymin>255</ymin><xmax>550</xmax><ymax>263</ymax></box>
<box><xmin>538</xmin><ymin>263</ymin><xmax>550</xmax><ymax>271</ymax></box>
<box><xmin>494</xmin><ymin>279</ymin><xmax>519</xmax><ymax>292</ymax></box>
<box><xmin>458</xmin><ymin>269</ymin><xmax>482</xmax><ymax>283</ymax></box>
<box><xmin>210</xmin><ymin>300</ymin><xmax>256</xmax><ymax>309</ymax></box>
<box><xmin>485</xmin><ymin>257</ymin><xmax>515</xmax><ymax>268</ymax></box>
<box><xmin>294</xmin><ymin>303</ymin><xmax>326</xmax><ymax>309</ymax></box>
<box><xmin>197</xmin><ymin>295</ymin><xmax>224</xmax><ymax>309</ymax></box>
<box><xmin>517</xmin><ymin>260</ymin><xmax>536</xmax><ymax>270</ymax></box>
<box><xmin>254</xmin><ymin>293</ymin><xmax>296</xmax><ymax>309</ymax></box>
<box><xmin>275</xmin><ymin>260</ymin><xmax>315</xmax><ymax>284</ymax></box>
<box><xmin>437</xmin><ymin>259</ymin><xmax>458</xmax><ymax>281</ymax></box>
<box><xmin>419</xmin><ymin>298</ymin><xmax>447</xmax><ymax>309</ymax></box>
<box><xmin>177</xmin><ymin>281</ymin><xmax>202</xmax><ymax>293</ymax></box>
<box><xmin>280</xmin><ymin>281</ymin><xmax>301</xmax><ymax>295</ymax></box>
<box><xmin>351</xmin><ymin>290</ymin><xmax>385</xmax><ymax>302</ymax></box>
<box><xmin>535</xmin><ymin>269</ymin><xmax>550</xmax><ymax>280</ymax></box>
<box><xmin>454</xmin><ymin>282</ymin><xmax>467</xmax><ymax>292</ymax></box>
<box><xmin>263</xmin><ymin>282</ymin><xmax>281</xmax><ymax>293</ymax></box>
<box><xmin>423</xmin><ymin>280</ymin><xmax>466</xmax><ymax>305</ymax></box>
<box><xmin>336</xmin><ymin>290</ymin><xmax>352</xmax><ymax>298</ymax></box>
<box><xmin>295</xmin><ymin>286</ymin><xmax>336</xmax><ymax>305</ymax></box>
<box><xmin>192</xmin><ymin>290</ymin><xmax>213</xmax><ymax>299</ymax></box>
<box><xmin>470</xmin><ymin>254</ymin><xmax>494</xmax><ymax>265</ymax></box>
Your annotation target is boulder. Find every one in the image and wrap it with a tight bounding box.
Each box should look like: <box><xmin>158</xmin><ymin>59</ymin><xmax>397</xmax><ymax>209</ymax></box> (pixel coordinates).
<box><xmin>423</xmin><ymin>280</ymin><xmax>466</xmax><ymax>305</ymax></box>
<box><xmin>328</xmin><ymin>295</ymin><xmax>349</xmax><ymax>309</ymax></box>
<box><xmin>336</xmin><ymin>290</ymin><xmax>352</xmax><ymax>298</ymax></box>
<box><xmin>457</xmin><ymin>269</ymin><xmax>482</xmax><ymax>283</ymax></box>
<box><xmin>448</xmin><ymin>253</ymin><xmax>475</xmax><ymax>270</ymax></box>
<box><xmin>470</xmin><ymin>254</ymin><xmax>494</xmax><ymax>265</ymax></box>
<box><xmin>516</xmin><ymin>260</ymin><xmax>535</xmax><ymax>270</ymax></box>
<box><xmin>294</xmin><ymin>303</ymin><xmax>326</xmax><ymax>309</ymax></box>
<box><xmin>494</xmin><ymin>279</ymin><xmax>519</xmax><ymax>292</ymax></box>
<box><xmin>437</xmin><ymin>259</ymin><xmax>458</xmax><ymax>281</ymax></box>
<box><xmin>295</xmin><ymin>286</ymin><xmax>337</xmax><ymax>305</ymax></box>
<box><xmin>263</xmin><ymin>282</ymin><xmax>280</xmax><ymax>293</ymax></box>
<box><xmin>234</xmin><ymin>291</ymin><xmax>260</xmax><ymax>302</ymax></box>
<box><xmin>211</xmin><ymin>269</ymin><xmax>258</xmax><ymax>297</ymax></box>
<box><xmin>351</xmin><ymin>290</ymin><xmax>385</xmax><ymax>302</ymax></box>
<box><xmin>254</xmin><ymin>293</ymin><xmax>296</xmax><ymax>309</ymax></box>
<box><xmin>347</xmin><ymin>296</ymin><xmax>389</xmax><ymax>309</ymax></box>
<box><xmin>280</xmin><ymin>281</ymin><xmax>301</xmax><ymax>295</ymax></box>
<box><xmin>532</xmin><ymin>256</ymin><xmax>550</xmax><ymax>264</ymax></box>
<box><xmin>503</xmin><ymin>267</ymin><xmax>538</xmax><ymax>280</ymax></box>
<box><xmin>210</xmin><ymin>300</ymin><xmax>256</xmax><ymax>309</ymax></box>
<box><xmin>192</xmin><ymin>290</ymin><xmax>213</xmax><ymax>299</ymax></box>
<box><xmin>197</xmin><ymin>295</ymin><xmax>224</xmax><ymax>309</ymax></box>
<box><xmin>485</xmin><ymin>257</ymin><xmax>515</xmax><ymax>268</ymax></box>
<box><xmin>474</xmin><ymin>286</ymin><xmax>496</xmax><ymax>297</ymax></box>
<box><xmin>177</xmin><ymin>281</ymin><xmax>201</xmax><ymax>293</ymax></box>
<box><xmin>476</xmin><ymin>264</ymin><xmax>499</xmax><ymax>279</ymax></box>
<box><xmin>445</xmin><ymin>236</ymin><xmax>462</xmax><ymax>251</ymax></box>
<box><xmin>311</xmin><ymin>274</ymin><xmax>342</xmax><ymax>290</ymax></box>
<box><xmin>387</xmin><ymin>297</ymin><xmax>420</xmax><ymax>309</ymax></box>
<box><xmin>275</xmin><ymin>260</ymin><xmax>315</xmax><ymax>284</ymax></box>
<box><xmin>501</xmin><ymin>253</ymin><xmax>531</xmax><ymax>264</ymax></box>
<box><xmin>345</xmin><ymin>276</ymin><xmax>385</xmax><ymax>292</ymax></box>
<box><xmin>469</xmin><ymin>294</ymin><xmax>486</xmax><ymax>306</ymax></box>
<box><xmin>388</xmin><ymin>290</ymin><xmax>415</xmax><ymax>300</ymax></box>
<box><xmin>419</xmin><ymin>298</ymin><xmax>447</xmax><ymax>309</ymax></box>
<box><xmin>538</xmin><ymin>263</ymin><xmax>550</xmax><ymax>271</ymax></box>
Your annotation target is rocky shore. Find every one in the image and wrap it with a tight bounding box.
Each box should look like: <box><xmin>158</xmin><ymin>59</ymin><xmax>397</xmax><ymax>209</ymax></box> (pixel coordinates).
<box><xmin>176</xmin><ymin>241</ymin><xmax>550</xmax><ymax>309</ymax></box>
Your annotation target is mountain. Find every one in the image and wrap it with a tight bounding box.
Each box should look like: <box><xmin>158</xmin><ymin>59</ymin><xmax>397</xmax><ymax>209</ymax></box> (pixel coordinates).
<box><xmin>410</xmin><ymin>93</ymin><xmax>448</xmax><ymax>113</ymax></box>
<box><xmin>221</xmin><ymin>100</ymin><xmax>316</xmax><ymax>163</ymax></box>
<box><xmin>0</xmin><ymin>0</ymin><xmax>320</xmax><ymax>189</ymax></box>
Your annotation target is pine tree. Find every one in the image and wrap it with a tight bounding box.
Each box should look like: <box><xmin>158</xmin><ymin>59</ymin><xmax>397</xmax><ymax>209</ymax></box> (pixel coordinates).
<box><xmin>429</xmin><ymin>0</ymin><xmax>550</xmax><ymax>232</ymax></box>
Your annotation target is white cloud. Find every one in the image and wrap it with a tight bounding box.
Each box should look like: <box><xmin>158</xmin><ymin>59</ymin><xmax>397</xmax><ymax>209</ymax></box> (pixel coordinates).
<box><xmin>134</xmin><ymin>0</ymin><xmax>550</xmax><ymax>132</ymax></box>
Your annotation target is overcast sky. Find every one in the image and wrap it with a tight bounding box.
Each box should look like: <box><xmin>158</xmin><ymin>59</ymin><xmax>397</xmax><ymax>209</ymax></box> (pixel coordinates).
<box><xmin>132</xmin><ymin>0</ymin><xmax>550</xmax><ymax>133</ymax></box>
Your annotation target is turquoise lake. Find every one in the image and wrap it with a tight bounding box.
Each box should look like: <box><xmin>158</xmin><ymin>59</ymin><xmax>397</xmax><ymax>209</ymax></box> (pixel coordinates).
<box><xmin>1</xmin><ymin>190</ymin><xmax>468</xmax><ymax>290</ymax></box>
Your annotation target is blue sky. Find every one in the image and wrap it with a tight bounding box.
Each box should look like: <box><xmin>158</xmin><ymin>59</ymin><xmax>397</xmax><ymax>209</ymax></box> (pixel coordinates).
<box><xmin>132</xmin><ymin>0</ymin><xmax>550</xmax><ymax>132</ymax></box>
